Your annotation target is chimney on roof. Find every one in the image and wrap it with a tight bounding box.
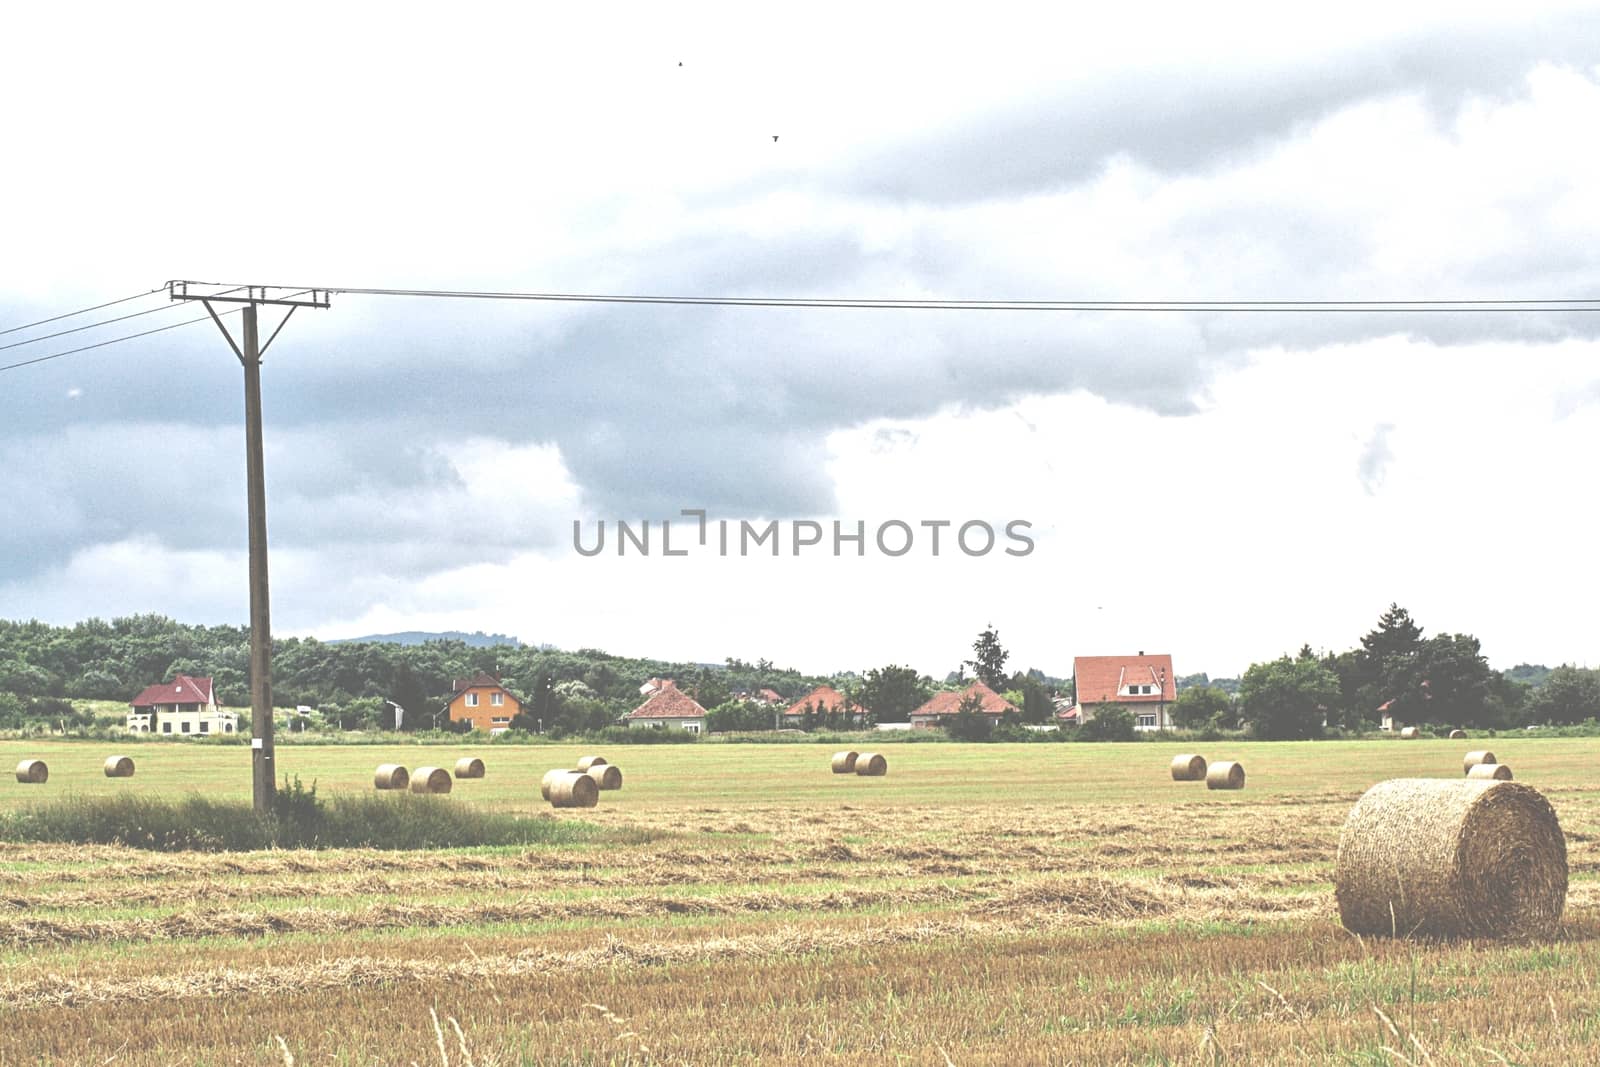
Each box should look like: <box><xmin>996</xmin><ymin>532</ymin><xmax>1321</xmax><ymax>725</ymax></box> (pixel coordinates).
<box><xmin>1138</xmin><ymin>650</ymin><xmax>1145</xmax><ymax>656</ymax></box>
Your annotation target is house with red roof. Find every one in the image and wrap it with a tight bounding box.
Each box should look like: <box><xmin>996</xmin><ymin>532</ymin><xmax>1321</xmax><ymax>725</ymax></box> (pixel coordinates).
<box><xmin>127</xmin><ymin>674</ymin><xmax>238</xmax><ymax>737</ymax></box>
<box><xmin>622</xmin><ymin>679</ymin><xmax>708</xmax><ymax>733</ymax></box>
<box><xmin>1071</xmin><ymin>652</ymin><xmax>1175</xmax><ymax>731</ymax></box>
<box><xmin>782</xmin><ymin>685</ymin><xmax>865</xmax><ymax>725</ymax></box>
<box><xmin>444</xmin><ymin>672</ymin><xmax>524</xmax><ymax>733</ymax></box>
<box><xmin>909</xmin><ymin>681</ymin><xmax>1017</xmax><ymax>729</ymax></box>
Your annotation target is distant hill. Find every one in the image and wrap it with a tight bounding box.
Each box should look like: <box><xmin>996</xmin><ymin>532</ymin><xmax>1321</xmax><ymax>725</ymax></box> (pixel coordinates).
<box><xmin>327</xmin><ymin>630</ymin><xmax>523</xmax><ymax>648</ymax></box>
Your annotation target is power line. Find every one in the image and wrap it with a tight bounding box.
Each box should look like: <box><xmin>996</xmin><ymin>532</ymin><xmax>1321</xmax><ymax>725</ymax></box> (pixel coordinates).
<box><xmin>0</xmin><ymin>286</ymin><xmax>169</xmax><ymax>338</ymax></box>
<box><xmin>178</xmin><ymin>281</ymin><xmax>1600</xmax><ymax>312</ymax></box>
<box><xmin>0</xmin><ymin>300</ymin><xmax>196</xmax><ymax>355</ymax></box>
<box><xmin>0</xmin><ymin>309</ymin><xmax>239</xmax><ymax>374</ymax></box>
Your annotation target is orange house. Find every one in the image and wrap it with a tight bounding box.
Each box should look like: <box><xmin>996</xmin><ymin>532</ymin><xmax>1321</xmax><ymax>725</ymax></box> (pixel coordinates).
<box><xmin>444</xmin><ymin>672</ymin><xmax>524</xmax><ymax>733</ymax></box>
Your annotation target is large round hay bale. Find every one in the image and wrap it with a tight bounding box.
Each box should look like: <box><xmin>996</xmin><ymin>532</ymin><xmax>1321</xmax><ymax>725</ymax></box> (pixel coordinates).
<box><xmin>1335</xmin><ymin>778</ymin><xmax>1565</xmax><ymax>938</ymax></box>
<box><xmin>1468</xmin><ymin>763</ymin><xmax>1513</xmax><ymax>781</ymax></box>
<box><xmin>549</xmin><ymin>772</ymin><xmax>599</xmax><ymax>808</ymax></box>
<box><xmin>576</xmin><ymin>755</ymin><xmax>607</xmax><ymax>771</ymax></box>
<box><xmin>374</xmin><ymin>764</ymin><xmax>409</xmax><ymax>790</ymax></box>
<box><xmin>103</xmin><ymin>755</ymin><xmax>135</xmax><ymax>778</ymax></box>
<box><xmin>14</xmin><ymin>760</ymin><xmax>47</xmax><ymax>784</ymax></box>
<box><xmin>1400</xmin><ymin>726</ymin><xmax>1419</xmax><ymax>739</ymax></box>
<box><xmin>855</xmin><ymin>753</ymin><xmax>888</xmax><ymax>777</ymax></box>
<box><xmin>831</xmin><ymin>751</ymin><xmax>859</xmax><ymax>774</ymax></box>
<box><xmin>1448</xmin><ymin>729</ymin><xmax>1467</xmax><ymax>740</ymax></box>
<box><xmin>1170</xmin><ymin>754</ymin><xmax>1207</xmax><ymax>781</ymax></box>
<box><xmin>541</xmin><ymin>769</ymin><xmax>587</xmax><ymax>800</ymax></box>
<box><xmin>1463</xmin><ymin>750</ymin><xmax>1496</xmax><ymax>775</ymax></box>
<box><xmin>453</xmin><ymin>757</ymin><xmax>485</xmax><ymax>780</ymax></box>
<box><xmin>1205</xmin><ymin>761</ymin><xmax>1245</xmax><ymax>790</ymax></box>
<box><xmin>585</xmin><ymin>764</ymin><xmax>623</xmax><ymax>790</ymax></box>
<box><xmin>409</xmin><ymin>766</ymin><xmax>452</xmax><ymax>794</ymax></box>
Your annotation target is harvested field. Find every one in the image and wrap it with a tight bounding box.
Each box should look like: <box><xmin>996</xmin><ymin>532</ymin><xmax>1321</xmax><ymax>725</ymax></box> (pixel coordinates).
<box><xmin>0</xmin><ymin>737</ymin><xmax>1598</xmax><ymax>1064</ymax></box>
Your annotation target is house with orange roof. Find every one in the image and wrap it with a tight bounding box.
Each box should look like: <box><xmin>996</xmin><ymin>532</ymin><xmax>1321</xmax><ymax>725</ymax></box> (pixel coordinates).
<box><xmin>444</xmin><ymin>672</ymin><xmax>524</xmax><ymax>733</ymax></box>
<box><xmin>908</xmin><ymin>681</ymin><xmax>1017</xmax><ymax>729</ymax></box>
<box><xmin>1071</xmin><ymin>652</ymin><xmax>1175</xmax><ymax>731</ymax></box>
<box><xmin>127</xmin><ymin>674</ymin><xmax>238</xmax><ymax>737</ymax></box>
<box><xmin>781</xmin><ymin>685</ymin><xmax>865</xmax><ymax>725</ymax></box>
<box><xmin>622</xmin><ymin>679</ymin><xmax>708</xmax><ymax>733</ymax></box>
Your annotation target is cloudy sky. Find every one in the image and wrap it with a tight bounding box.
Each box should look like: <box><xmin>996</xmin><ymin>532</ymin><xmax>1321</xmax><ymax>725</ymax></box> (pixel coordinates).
<box><xmin>3</xmin><ymin>1</ymin><xmax>1599</xmax><ymax>679</ymax></box>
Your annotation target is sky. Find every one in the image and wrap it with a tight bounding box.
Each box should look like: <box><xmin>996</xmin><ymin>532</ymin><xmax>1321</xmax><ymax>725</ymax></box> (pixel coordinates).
<box><xmin>3</xmin><ymin>1</ymin><xmax>1600</xmax><ymax>680</ymax></box>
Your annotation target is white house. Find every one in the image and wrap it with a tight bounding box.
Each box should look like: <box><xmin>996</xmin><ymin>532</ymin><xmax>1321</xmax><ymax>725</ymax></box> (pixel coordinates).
<box><xmin>128</xmin><ymin>674</ymin><xmax>239</xmax><ymax>737</ymax></box>
<box><xmin>1071</xmin><ymin>653</ymin><xmax>1176</xmax><ymax>731</ymax></box>
<box><xmin>621</xmin><ymin>680</ymin><xmax>707</xmax><ymax>733</ymax></box>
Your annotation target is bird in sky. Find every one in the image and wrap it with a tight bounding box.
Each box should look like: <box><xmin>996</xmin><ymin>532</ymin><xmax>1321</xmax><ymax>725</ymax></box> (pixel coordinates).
<box><xmin>772</xmin><ymin>135</ymin><xmax>779</xmax><ymax>142</ymax></box>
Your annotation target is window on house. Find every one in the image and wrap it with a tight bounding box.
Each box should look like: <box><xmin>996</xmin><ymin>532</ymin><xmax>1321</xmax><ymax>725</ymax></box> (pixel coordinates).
<box><xmin>200</xmin><ymin>722</ymin><xmax>209</xmax><ymax>733</ymax></box>
<box><xmin>181</xmin><ymin>722</ymin><xmax>191</xmax><ymax>733</ymax></box>
<box><xmin>1137</xmin><ymin>714</ymin><xmax>1156</xmax><ymax>728</ymax></box>
<box><xmin>225</xmin><ymin>723</ymin><xmax>234</xmax><ymax>732</ymax></box>
<box><xmin>162</xmin><ymin>722</ymin><xmax>172</xmax><ymax>734</ymax></box>
<box><xmin>465</xmin><ymin>693</ymin><xmax>479</xmax><ymax>707</ymax></box>
<box><xmin>491</xmin><ymin>716</ymin><xmax>511</xmax><ymax>725</ymax></box>
<box><xmin>491</xmin><ymin>692</ymin><xmax>504</xmax><ymax>706</ymax></box>
<box><xmin>683</xmin><ymin>722</ymin><xmax>701</xmax><ymax>734</ymax></box>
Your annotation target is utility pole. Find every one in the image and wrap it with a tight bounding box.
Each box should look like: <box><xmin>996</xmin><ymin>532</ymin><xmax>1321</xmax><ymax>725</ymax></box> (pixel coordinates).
<box><xmin>169</xmin><ymin>283</ymin><xmax>331</xmax><ymax>814</ymax></box>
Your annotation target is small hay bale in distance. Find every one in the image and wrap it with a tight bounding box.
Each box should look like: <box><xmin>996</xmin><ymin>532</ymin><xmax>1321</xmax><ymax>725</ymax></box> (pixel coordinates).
<box><xmin>1449</xmin><ymin>728</ymin><xmax>1467</xmax><ymax>739</ymax></box>
<box><xmin>1206</xmin><ymin>761</ymin><xmax>1245</xmax><ymax>790</ymax></box>
<box><xmin>1463</xmin><ymin>750</ymin><xmax>1497</xmax><ymax>775</ymax></box>
<box><xmin>585</xmin><ymin>764</ymin><xmax>623</xmax><ymax>790</ymax></box>
<box><xmin>548</xmin><ymin>771</ymin><xmax>599</xmax><ymax>808</ymax></box>
<box><xmin>14</xmin><ymin>760</ymin><xmax>47</xmax><ymax>784</ymax></box>
<box><xmin>453</xmin><ymin>757</ymin><xmax>486</xmax><ymax>780</ymax></box>
<box><xmin>1170</xmin><ymin>754</ymin><xmax>1207</xmax><ymax>781</ymax></box>
<box><xmin>1400</xmin><ymin>726</ymin><xmax>1419</xmax><ymax>739</ymax></box>
<box><xmin>1335</xmin><ymin>777</ymin><xmax>1566</xmax><ymax>938</ymax></box>
<box><xmin>831</xmin><ymin>751</ymin><xmax>859</xmax><ymax>774</ymax></box>
<box><xmin>576</xmin><ymin>755</ymin><xmax>607</xmax><ymax>772</ymax></box>
<box><xmin>409</xmin><ymin>766</ymin><xmax>452</xmax><ymax>794</ymax></box>
<box><xmin>855</xmin><ymin>753</ymin><xmax>888</xmax><ymax>777</ymax></box>
<box><xmin>373</xmin><ymin>764</ymin><xmax>409</xmax><ymax>790</ymax></box>
<box><xmin>1468</xmin><ymin>763</ymin><xmax>1513</xmax><ymax>781</ymax></box>
<box><xmin>103</xmin><ymin>755</ymin><xmax>135</xmax><ymax>778</ymax></box>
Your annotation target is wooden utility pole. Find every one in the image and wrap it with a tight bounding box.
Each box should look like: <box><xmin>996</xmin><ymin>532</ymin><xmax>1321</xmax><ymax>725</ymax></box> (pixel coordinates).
<box><xmin>170</xmin><ymin>283</ymin><xmax>331</xmax><ymax>814</ymax></box>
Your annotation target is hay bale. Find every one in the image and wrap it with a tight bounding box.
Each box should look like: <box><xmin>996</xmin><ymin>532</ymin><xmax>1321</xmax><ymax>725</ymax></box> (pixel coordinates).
<box><xmin>1463</xmin><ymin>750</ymin><xmax>1497</xmax><ymax>775</ymax></box>
<box><xmin>1170</xmin><ymin>754</ymin><xmax>1207</xmax><ymax>781</ymax></box>
<box><xmin>549</xmin><ymin>772</ymin><xmax>599</xmax><ymax>808</ymax></box>
<box><xmin>576</xmin><ymin>755</ymin><xmax>608</xmax><ymax>771</ymax></box>
<box><xmin>541</xmin><ymin>769</ymin><xmax>583</xmax><ymax>800</ymax></box>
<box><xmin>1400</xmin><ymin>726</ymin><xmax>1419</xmax><ymax>739</ymax></box>
<box><xmin>831</xmin><ymin>751</ymin><xmax>859</xmax><ymax>774</ymax></box>
<box><xmin>855</xmin><ymin>753</ymin><xmax>888</xmax><ymax>777</ymax></box>
<box><xmin>373</xmin><ymin>764</ymin><xmax>409</xmax><ymax>790</ymax></box>
<box><xmin>1448</xmin><ymin>729</ymin><xmax>1467</xmax><ymax>740</ymax></box>
<box><xmin>409</xmin><ymin>766</ymin><xmax>452</xmax><ymax>794</ymax></box>
<box><xmin>14</xmin><ymin>759</ymin><xmax>47</xmax><ymax>784</ymax></box>
<box><xmin>103</xmin><ymin>755</ymin><xmax>135</xmax><ymax>778</ymax></box>
<box><xmin>585</xmin><ymin>764</ymin><xmax>623</xmax><ymax>790</ymax></box>
<box><xmin>453</xmin><ymin>757</ymin><xmax>486</xmax><ymax>780</ymax></box>
<box><xmin>1205</xmin><ymin>761</ymin><xmax>1245</xmax><ymax>790</ymax></box>
<box><xmin>1468</xmin><ymin>763</ymin><xmax>1513</xmax><ymax>781</ymax></box>
<box><xmin>1335</xmin><ymin>778</ymin><xmax>1566</xmax><ymax>938</ymax></box>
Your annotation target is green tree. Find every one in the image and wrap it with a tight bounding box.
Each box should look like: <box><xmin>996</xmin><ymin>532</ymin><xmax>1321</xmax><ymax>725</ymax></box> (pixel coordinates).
<box><xmin>1171</xmin><ymin>685</ymin><xmax>1232</xmax><ymax>729</ymax></box>
<box><xmin>1238</xmin><ymin>656</ymin><xmax>1339</xmax><ymax>740</ymax></box>
<box><xmin>1077</xmin><ymin>706</ymin><xmax>1136</xmax><ymax>741</ymax></box>
<box><xmin>1416</xmin><ymin>633</ymin><xmax>1493</xmax><ymax>727</ymax></box>
<box><xmin>857</xmin><ymin>665</ymin><xmax>931</xmax><ymax>724</ymax></box>
<box><xmin>1524</xmin><ymin>666</ymin><xmax>1600</xmax><ymax>725</ymax></box>
<box><xmin>1356</xmin><ymin>604</ymin><xmax>1425</xmax><ymax>723</ymax></box>
<box><xmin>945</xmin><ymin>691</ymin><xmax>993</xmax><ymax>741</ymax></box>
<box><xmin>963</xmin><ymin>626</ymin><xmax>1009</xmax><ymax>690</ymax></box>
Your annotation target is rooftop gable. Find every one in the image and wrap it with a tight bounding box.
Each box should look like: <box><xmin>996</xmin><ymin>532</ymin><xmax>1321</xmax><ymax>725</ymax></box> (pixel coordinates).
<box><xmin>1073</xmin><ymin>653</ymin><xmax>1176</xmax><ymax>705</ymax></box>
<box><xmin>130</xmin><ymin>674</ymin><xmax>215</xmax><ymax>708</ymax></box>
<box><xmin>911</xmin><ymin>681</ymin><xmax>1016</xmax><ymax>718</ymax></box>
<box><xmin>625</xmin><ymin>684</ymin><xmax>708</xmax><ymax>720</ymax></box>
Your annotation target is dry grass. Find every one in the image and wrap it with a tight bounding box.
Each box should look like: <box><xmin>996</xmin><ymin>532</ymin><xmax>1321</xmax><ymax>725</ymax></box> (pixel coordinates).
<box><xmin>1</xmin><ymin>740</ymin><xmax>1598</xmax><ymax>1063</ymax></box>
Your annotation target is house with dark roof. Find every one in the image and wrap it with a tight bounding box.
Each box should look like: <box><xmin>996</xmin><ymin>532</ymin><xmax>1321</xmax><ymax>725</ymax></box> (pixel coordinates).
<box><xmin>781</xmin><ymin>685</ymin><xmax>865</xmax><ymax>725</ymax></box>
<box><xmin>908</xmin><ymin>681</ymin><xmax>1017</xmax><ymax>729</ymax></box>
<box><xmin>444</xmin><ymin>672</ymin><xmax>523</xmax><ymax>733</ymax></box>
<box><xmin>622</xmin><ymin>680</ymin><xmax>708</xmax><ymax>733</ymax></box>
<box><xmin>127</xmin><ymin>674</ymin><xmax>238</xmax><ymax>737</ymax></box>
<box><xmin>1071</xmin><ymin>653</ymin><xmax>1175</xmax><ymax>731</ymax></box>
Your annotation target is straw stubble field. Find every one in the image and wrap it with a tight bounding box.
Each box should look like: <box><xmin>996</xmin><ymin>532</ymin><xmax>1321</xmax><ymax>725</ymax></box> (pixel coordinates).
<box><xmin>1</xmin><ymin>738</ymin><xmax>1599</xmax><ymax>1065</ymax></box>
